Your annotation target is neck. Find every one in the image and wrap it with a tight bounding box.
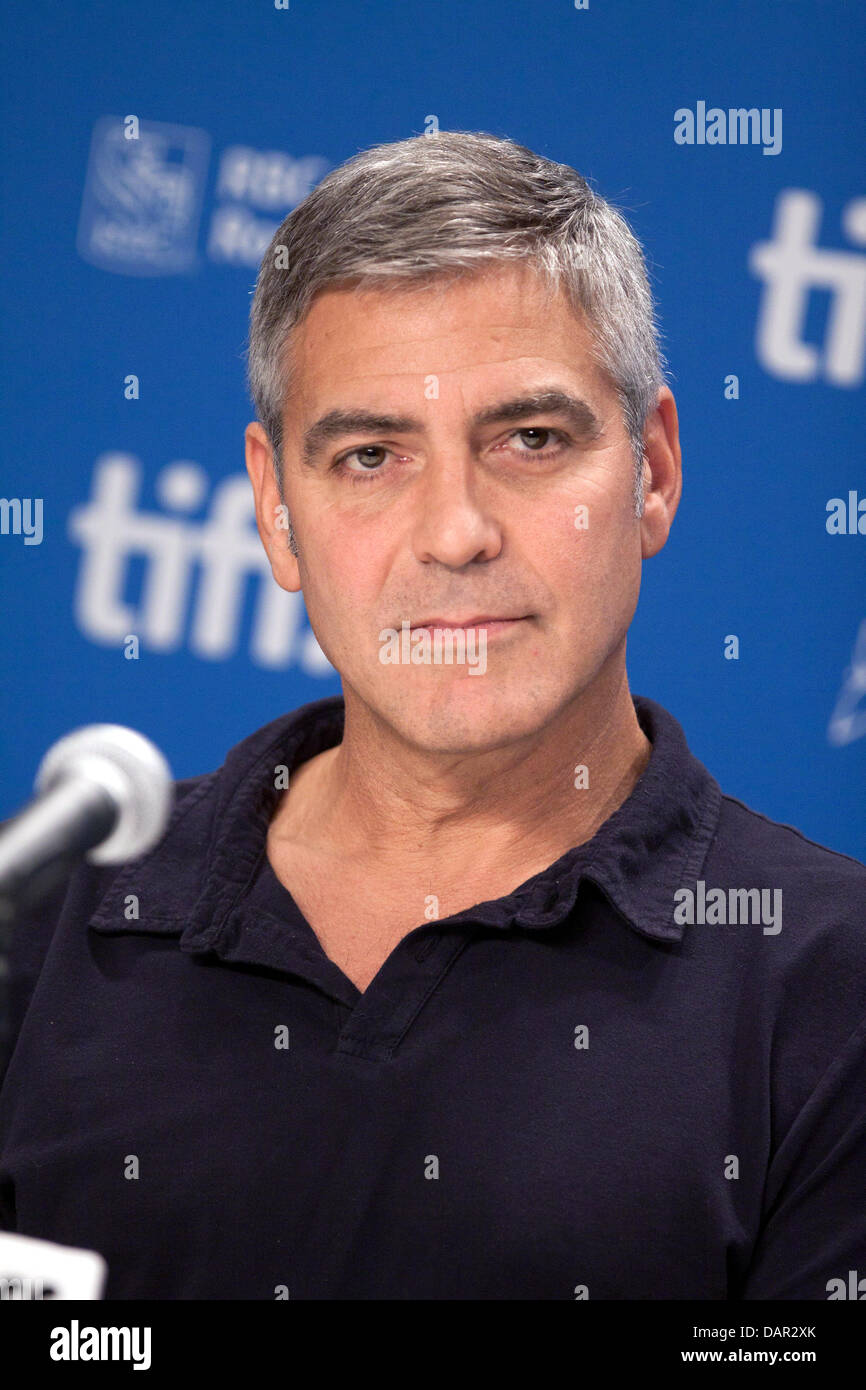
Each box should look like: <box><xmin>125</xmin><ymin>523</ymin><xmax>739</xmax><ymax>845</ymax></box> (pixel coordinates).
<box><xmin>270</xmin><ymin>653</ymin><xmax>652</xmax><ymax>887</ymax></box>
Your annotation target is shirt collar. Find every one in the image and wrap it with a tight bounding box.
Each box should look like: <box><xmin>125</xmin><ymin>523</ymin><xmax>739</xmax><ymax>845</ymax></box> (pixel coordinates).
<box><xmin>89</xmin><ymin>693</ymin><xmax>721</xmax><ymax>947</ymax></box>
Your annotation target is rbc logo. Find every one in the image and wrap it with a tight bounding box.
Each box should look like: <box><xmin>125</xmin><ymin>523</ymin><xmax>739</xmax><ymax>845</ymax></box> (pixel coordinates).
<box><xmin>77</xmin><ymin>116</ymin><xmax>329</xmax><ymax>275</ymax></box>
<box><xmin>750</xmin><ymin>189</ymin><xmax>866</xmax><ymax>386</ymax></box>
<box><xmin>828</xmin><ymin>619</ymin><xmax>866</xmax><ymax>748</ymax></box>
<box><xmin>77</xmin><ymin>116</ymin><xmax>211</xmax><ymax>276</ymax></box>
<box><xmin>67</xmin><ymin>453</ymin><xmax>332</xmax><ymax>673</ymax></box>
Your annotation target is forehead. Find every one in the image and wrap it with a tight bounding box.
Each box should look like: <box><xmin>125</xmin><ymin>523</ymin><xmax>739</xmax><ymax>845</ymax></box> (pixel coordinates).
<box><xmin>282</xmin><ymin>262</ymin><xmax>611</xmax><ymax>409</ymax></box>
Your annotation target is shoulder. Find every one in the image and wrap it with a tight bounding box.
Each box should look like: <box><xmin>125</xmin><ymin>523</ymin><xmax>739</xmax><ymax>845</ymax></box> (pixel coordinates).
<box><xmin>703</xmin><ymin>792</ymin><xmax>866</xmax><ymax>1112</ymax></box>
<box><xmin>711</xmin><ymin>790</ymin><xmax>866</xmax><ymax>929</ymax></box>
<box><xmin>0</xmin><ymin>770</ymin><xmax>217</xmax><ymax>1085</ymax></box>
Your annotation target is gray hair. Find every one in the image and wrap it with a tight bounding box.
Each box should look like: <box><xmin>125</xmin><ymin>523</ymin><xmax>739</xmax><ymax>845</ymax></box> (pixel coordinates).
<box><xmin>246</xmin><ymin>130</ymin><xmax>669</xmax><ymax>544</ymax></box>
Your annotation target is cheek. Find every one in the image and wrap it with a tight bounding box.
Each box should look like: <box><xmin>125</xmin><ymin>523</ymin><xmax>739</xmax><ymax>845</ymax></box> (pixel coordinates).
<box><xmin>301</xmin><ymin>513</ymin><xmax>388</xmax><ymax>637</ymax></box>
<box><xmin>527</xmin><ymin>489</ymin><xmax>617</xmax><ymax>584</ymax></box>
<box><xmin>536</xmin><ymin>488</ymin><xmax>640</xmax><ymax>622</ymax></box>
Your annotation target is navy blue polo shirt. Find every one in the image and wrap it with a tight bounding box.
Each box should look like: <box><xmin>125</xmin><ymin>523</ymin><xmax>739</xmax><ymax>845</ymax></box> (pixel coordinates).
<box><xmin>1</xmin><ymin>692</ymin><xmax>865</xmax><ymax>1300</ymax></box>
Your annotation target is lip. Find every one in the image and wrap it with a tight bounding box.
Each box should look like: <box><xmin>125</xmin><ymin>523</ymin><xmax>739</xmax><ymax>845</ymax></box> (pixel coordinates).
<box><xmin>410</xmin><ymin>616</ymin><xmax>530</xmax><ymax>632</ymax></box>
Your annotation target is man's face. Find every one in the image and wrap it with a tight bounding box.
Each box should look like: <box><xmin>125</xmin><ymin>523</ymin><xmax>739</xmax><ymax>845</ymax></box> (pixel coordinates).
<box><xmin>247</xmin><ymin>261</ymin><xmax>676</xmax><ymax>753</ymax></box>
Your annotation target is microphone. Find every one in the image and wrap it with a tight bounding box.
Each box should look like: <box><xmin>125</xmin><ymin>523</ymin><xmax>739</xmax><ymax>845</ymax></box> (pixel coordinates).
<box><xmin>0</xmin><ymin>725</ymin><xmax>173</xmax><ymax>923</ymax></box>
<box><xmin>0</xmin><ymin>726</ymin><xmax>171</xmax><ymax>1297</ymax></box>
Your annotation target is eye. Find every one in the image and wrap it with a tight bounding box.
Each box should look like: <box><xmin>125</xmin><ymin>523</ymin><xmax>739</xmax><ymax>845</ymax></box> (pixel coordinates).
<box><xmin>331</xmin><ymin>426</ymin><xmax>570</xmax><ymax>485</ymax></box>
<box><xmin>505</xmin><ymin>427</ymin><xmax>569</xmax><ymax>456</ymax></box>
<box><xmin>332</xmin><ymin>445</ymin><xmax>396</xmax><ymax>482</ymax></box>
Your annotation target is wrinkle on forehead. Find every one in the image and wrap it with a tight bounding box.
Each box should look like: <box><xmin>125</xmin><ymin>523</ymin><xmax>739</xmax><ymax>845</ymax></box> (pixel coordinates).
<box><xmin>308</xmin><ymin>353</ymin><xmax>596</xmax><ymax>386</ymax></box>
<box><xmin>292</xmin><ymin>333</ymin><xmax>604</xmax><ymax>393</ymax></box>
<box><xmin>283</xmin><ymin>266</ymin><xmax>608</xmax><ymax>413</ymax></box>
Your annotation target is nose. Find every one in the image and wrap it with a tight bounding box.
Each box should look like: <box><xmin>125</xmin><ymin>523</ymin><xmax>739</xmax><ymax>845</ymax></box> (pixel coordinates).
<box><xmin>411</xmin><ymin>450</ymin><xmax>503</xmax><ymax>568</ymax></box>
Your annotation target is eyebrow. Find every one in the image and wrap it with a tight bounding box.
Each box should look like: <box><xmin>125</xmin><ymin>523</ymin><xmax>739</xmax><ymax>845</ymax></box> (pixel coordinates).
<box><xmin>299</xmin><ymin>388</ymin><xmax>605</xmax><ymax>467</ymax></box>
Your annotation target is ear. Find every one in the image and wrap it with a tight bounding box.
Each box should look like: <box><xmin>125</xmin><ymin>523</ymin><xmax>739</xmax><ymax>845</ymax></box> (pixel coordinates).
<box><xmin>244</xmin><ymin>421</ymin><xmax>302</xmax><ymax>593</ymax></box>
<box><xmin>639</xmin><ymin>388</ymin><xmax>682</xmax><ymax>560</ymax></box>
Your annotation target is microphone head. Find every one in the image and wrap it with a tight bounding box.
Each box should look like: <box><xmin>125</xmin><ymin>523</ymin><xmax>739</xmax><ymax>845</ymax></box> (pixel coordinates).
<box><xmin>34</xmin><ymin>725</ymin><xmax>174</xmax><ymax>864</ymax></box>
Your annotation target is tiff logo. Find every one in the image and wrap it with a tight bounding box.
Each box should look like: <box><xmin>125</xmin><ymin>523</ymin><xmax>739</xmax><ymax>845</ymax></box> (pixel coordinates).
<box><xmin>750</xmin><ymin>189</ymin><xmax>866</xmax><ymax>386</ymax></box>
<box><xmin>67</xmin><ymin>453</ymin><xmax>331</xmax><ymax>671</ymax></box>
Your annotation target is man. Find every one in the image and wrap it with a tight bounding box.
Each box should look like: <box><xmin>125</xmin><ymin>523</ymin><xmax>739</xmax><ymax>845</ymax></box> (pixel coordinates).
<box><xmin>1</xmin><ymin>131</ymin><xmax>865</xmax><ymax>1300</ymax></box>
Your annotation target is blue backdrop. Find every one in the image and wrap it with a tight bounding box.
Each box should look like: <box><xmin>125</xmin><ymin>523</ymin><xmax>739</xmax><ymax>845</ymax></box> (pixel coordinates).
<box><xmin>1</xmin><ymin>0</ymin><xmax>864</xmax><ymax>860</ymax></box>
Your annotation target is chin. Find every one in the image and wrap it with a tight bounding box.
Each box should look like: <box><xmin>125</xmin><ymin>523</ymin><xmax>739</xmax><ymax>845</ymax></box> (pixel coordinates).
<box><xmin>377</xmin><ymin>674</ymin><xmax>561</xmax><ymax>755</ymax></box>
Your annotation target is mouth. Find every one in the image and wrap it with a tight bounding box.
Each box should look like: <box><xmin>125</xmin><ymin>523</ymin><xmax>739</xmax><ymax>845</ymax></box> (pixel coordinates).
<box><xmin>409</xmin><ymin>615</ymin><xmax>531</xmax><ymax>636</ymax></box>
